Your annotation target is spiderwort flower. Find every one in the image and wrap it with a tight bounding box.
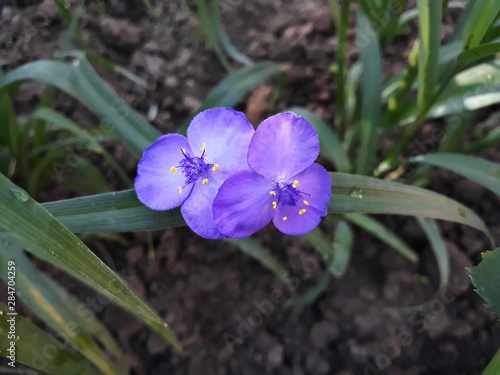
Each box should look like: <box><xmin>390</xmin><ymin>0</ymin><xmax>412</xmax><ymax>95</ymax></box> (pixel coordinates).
<box><xmin>135</xmin><ymin>107</ymin><xmax>254</xmax><ymax>239</ymax></box>
<box><xmin>213</xmin><ymin>112</ymin><xmax>332</xmax><ymax>237</ymax></box>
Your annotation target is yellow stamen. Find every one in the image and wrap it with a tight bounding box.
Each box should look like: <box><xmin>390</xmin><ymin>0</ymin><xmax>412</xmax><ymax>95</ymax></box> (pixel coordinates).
<box><xmin>269</xmin><ymin>191</ymin><xmax>276</xmax><ymax>196</ymax></box>
<box><xmin>282</xmin><ymin>216</ymin><xmax>287</xmax><ymax>221</ymax></box>
<box><xmin>202</xmin><ymin>178</ymin><xmax>209</xmax><ymax>185</ymax></box>
<box><xmin>170</xmin><ymin>166</ymin><xmax>177</xmax><ymax>173</ymax></box>
<box><xmin>212</xmin><ymin>164</ymin><xmax>219</xmax><ymax>171</ymax></box>
<box><xmin>272</xmin><ymin>201</ymin><xmax>277</xmax><ymax>209</ymax></box>
<box><xmin>178</xmin><ymin>186</ymin><xmax>183</xmax><ymax>194</ymax></box>
<box><xmin>292</xmin><ymin>180</ymin><xmax>299</xmax><ymax>188</ymax></box>
<box><xmin>299</xmin><ymin>209</ymin><xmax>306</xmax><ymax>215</ymax></box>
<box><xmin>303</xmin><ymin>200</ymin><xmax>309</xmax><ymax>206</ymax></box>
<box><xmin>181</xmin><ymin>147</ymin><xmax>186</xmax><ymax>153</ymax></box>
<box><xmin>201</xmin><ymin>143</ymin><xmax>206</xmax><ymax>151</ymax></box>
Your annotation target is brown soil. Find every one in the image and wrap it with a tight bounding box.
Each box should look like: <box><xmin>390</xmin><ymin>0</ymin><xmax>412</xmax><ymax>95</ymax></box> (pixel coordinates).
<box><xmin>0</xmin><ymin>1</ymin><xmax>499</xmax><ymax>374</ymax></box>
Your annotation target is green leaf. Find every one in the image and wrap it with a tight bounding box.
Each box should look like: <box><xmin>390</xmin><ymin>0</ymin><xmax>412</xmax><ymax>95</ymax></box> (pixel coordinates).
<box><xmin>458</xmin><ymin>42</ymin><xmax>500</xmax><ymax>69</ymax></box>
<box><xmin>287</xmin><ymin>107</ymin><xmax>351</xmax><ymax>172</ymax></box>
<box><xmin>329</xmin><ymin>172</ymin><xmax>493</xmax><ymax>244</ymax></box>
<box><xmin>0</xmin><ymin>245</ymin><xmax>126</xmax><ymax>375</ymax></box>
<box><xmin>0</xmin><ymin>55</ymin><xmax>160</xmax><ymax>157</ymax></box>
<box><xmin>427</xmin><ymin>59</ymin><xmax>500</xmax><ymax>119</ymax></box>
<box><xmin>0</xmin><ymin>173</ymin><xmax>183</xmax><ymax>352</ymax></box>
<box><xmin>462</xmin><ymin>0</ymin><xmax>500</xmax><ymax>49</ymax></box>
<box><xmin>416</xmin><ymin>0</ymin><xmax>442</xmax><ymax>113</ymax></box>
<box><xmin>179</xmin><ymin>62</ymin><xmax>282</xmax><ymax>133</ymax></box>
<box><xmin>416</xmin><ymin>217</ymin><xmax>450</xmax><ymax>290</ymax></box>
<box><xmin>469</xmin><ymin>247</ymin><xmax>500</xmax><ymax>317</ymax></box>
<box><xmin>344</xmin><ymin>213</ymin><xmax>418</xmax><ymax>262</ymax></box>
<box><xmin>43</xmin><ymin>190</ymin><xmax>184</xmax><ymax>233</ymax></box>
<box><xmin>0</xmin><ymin>303</ymin><xmax>96</xmax><ymax>375</ymax></box>
<box><xmin>225</xmin><ymin>238</ymin><xmax>293</xmax><ymax>291</ymax></box>
<box><xmin>408</xmin><ymin>153</ymin><xmax>500</xmax><ymax>195</ymax></box>
<box><xmin>356</xmin><ymin>11</ymin><xmax>382</xmax><ymax>175</ymax></box>
<box><xmin>330</xmin><ymin>220</ymin><xmax>353</xmax><ymax>277</ymax></box>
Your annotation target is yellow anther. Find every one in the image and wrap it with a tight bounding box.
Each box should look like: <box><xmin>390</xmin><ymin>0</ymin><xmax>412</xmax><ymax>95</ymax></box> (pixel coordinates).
<box><xmin>282</xmin><ymin>216</ymin><xmax>287</xmax><ymax>221</ymax></box>
<box><xmin>202</xmin><ymin>178</ymin><xmax>209</xmax><ymax>185</ymax></box>
<box><xmin>181</xmin><ymin>147</ymin><xmax>187</xmax><ymax>153</ymax></box>
<box><xmin>303</xmin><ymin>200</ymin><xmax>309</xmax><ymax>206</ymax></box>
<box><xmin>201</xmin><ymin>143</ymin><xmax>206</xmax><ymax>151</ymax></box>
<box><xmin>269</xmin><ymin>191</ymin><xmax>276</xmax><ymax>196</ymax></box>
<box><xmin>212</xmin><ymin>164</ymin><xmax>219</xmax><ymax>171</ymax></box>
<box><xmin>272</xmin><ymin>201</ymin><xmax>277</xmax><ymax>209</ymax></box>
<box><xmin>170</xmin><ymin>167</ymin><xmax>178</xmax><ymax>173</ymax></box>
<box><xmin>292</xmin><ymin>180</ymin><xmax>299</xmax><ymax>188</ymax></box>
<box><xmin>178</xmin><ymin>186</ymin><xmax>183</xmax><ymax>194</ymax></box>
<box><xmin>299</xmin><ymin>209</ymin><xmax>306</xmax><ymax>215</ymax></box>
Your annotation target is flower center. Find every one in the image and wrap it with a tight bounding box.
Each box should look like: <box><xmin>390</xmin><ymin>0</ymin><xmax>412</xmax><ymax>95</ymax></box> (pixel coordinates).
<box><xmin>269</xmin><ymin>179</ymin><xmax>310</xmax><ymax>219</ymax></box>
<box><xmin>170</xmin><ymin>146</ymin><xmax>219</xmax><ymax>193</ymax></box>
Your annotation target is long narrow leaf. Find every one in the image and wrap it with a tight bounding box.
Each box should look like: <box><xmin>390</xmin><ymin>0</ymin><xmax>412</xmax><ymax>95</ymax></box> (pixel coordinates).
<box><xmin>356</xmin><ymin>12</ymin><xmax>382</xmax><ymax>175</ymax></box>
<box><xmin>0</xmin><ymin>304</ymin><xmax>95</xmax><ymax>374</ymax></box>
<box><xmin>0</xmin><ymin>55</ymin><xmax>160</xmax><ymax>157</ymax></box>
<box><xmin>409</xmin><ymin>153</ymin><xmax>500</xmax><ymax>195</ymax></box>
<box><xmin>462</xmin><ymin>0</ymin><xmax>500</xmax><ymax>49</ymax></box>
<box><xmin>0</xmin><ymin>173</ymin><xmax>183</xmax><ymax>352</ymax></box>
<box><xmin>344</xmin><ymin>213</ymin><xmax>418</xmax><ymax>262</ymax></box>
<box><xmin>330</xmin><ymin>221</ymin><xmax>353</xmax><ymax>277</ymax></box>
<box><xmin>417</xmin><ymin>217</ymin><xmax>450</xmax><ymax>290</ymax></box>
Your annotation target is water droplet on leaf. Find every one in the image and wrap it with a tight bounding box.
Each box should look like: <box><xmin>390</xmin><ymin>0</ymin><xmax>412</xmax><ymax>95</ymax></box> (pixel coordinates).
<box><xmin>350</xmin><ymin>188</ymin><xmax>363</xmax><ymax>199</ymax></box>
<box><xmin>9</xmin><ymin>188</ymin><xmax>29</xmax><ymax>202</ymax></box>
<box><xmin>458</xmin><ymin>207</ymin><xmax>466</xmax><ymax>218</ymax></box>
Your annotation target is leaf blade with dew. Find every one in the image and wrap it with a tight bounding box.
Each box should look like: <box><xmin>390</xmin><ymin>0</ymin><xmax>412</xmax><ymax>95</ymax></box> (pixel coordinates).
<box><xmin>0</xmin><ymin>174</ymin><xmax>183</xmax><ymax>352</ymax></box>
<box><xmin>287</xmin><ymin>107</ymin><xmax>351</xmax><ymax>172</ymax></box>
<box><xmin>356</xmin><ymin>11</ymin><xmax>382</xmax><ymax>175</ymax></box>
<box><xmin>416</xmin><ymin>217</ymin><xmax>450</xmax><ymax>291</ymax></box>
<box><xmin>0</xmin><ymin>244</ymin><xmax>126</xmax><ymax>375</ymax></box>
<box><xmin>225</xmin><ymin>238</ymin><xmax>293</xmax><ymax>291</ymax></box>
<box><xmin>0</xmin><ymin>56</ymin><xmax>161</xmax><ymax>157</ymax></box>
<box><xmin>408</xmin><ymin>153</ymin><xmax>500</xmax><ymax>196</ymax></box>
<box><xmin>468</xmin><ymin>247</ymin><xmax>500</xmax><ymax>318</ymax></box>
<box><xmin>0</xmin><ymin>302</ymin><xmax>96</xmax><ymax>375</ymax></box>
<box><xmin>344</xmin><ymin>213</ymin><xmax>418</xmax><ymax>263</ymax></box>
<box><xmin>178</xmin><ymin>61</ymin><xmax>283</xmax><ymax>133</ymax></box>
<box><xmin>328</xmin><ymin>172</ymin><xmax>493</xmax><ymax>245</ymax></box>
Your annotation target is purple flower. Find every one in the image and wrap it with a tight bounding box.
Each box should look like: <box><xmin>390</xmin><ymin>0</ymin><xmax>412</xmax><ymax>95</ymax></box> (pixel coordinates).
<box><xmin>135</xmin><ymin>107</ymin><xmax>254</xmax><ymax>239</ymax></box>
<box><xmin>213</xmin><ymin>112</ymin><xmax>332</xmax><ymax>237</ymax></box>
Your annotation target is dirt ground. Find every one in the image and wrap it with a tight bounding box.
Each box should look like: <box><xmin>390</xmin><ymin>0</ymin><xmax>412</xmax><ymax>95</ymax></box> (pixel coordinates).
<box><xmin>1</xmin><ymin>0</ymin><xmax>499</xmax><ymax>374</ymax></box>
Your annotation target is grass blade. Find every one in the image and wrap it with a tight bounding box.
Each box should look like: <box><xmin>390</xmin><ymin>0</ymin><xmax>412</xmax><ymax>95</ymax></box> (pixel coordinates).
<box><xmin>356</xmin><ymin>11</ymin><xmax>382</xmax><ymax>175</ymax></box>
<box><xmin>287</xmin><ymin>107</ymin><xmax>351</xmax><ymax>172</ymax></box>
<box><xmin>43</xmin><ymin>190</ymin><xmax>184</xmax><ymax>233</ymax></box>
<box><xmin>0</xmin><ymin>303</ymin><xmax>95</xmax><ymax>374</ymax></box>
<box><xmin>0</xmin><ymin>173</ymin><xmax>183</xmax><ymax>352</ymax></box>
<box><xmin>482</xmin><ymin>350</ymin><xmax>500</xmax><ymax>375</ymax></box>
<box><xmin>409</xmin><ymin>153</ymin><xmax>500</xmax><ymax>195</ymax></box>
<box><xmin>344</xmin><ymin>213</ymin><xmax>418</xmax><ymax>262</ymax></box>
<box><xmin>330</xmin><ymin>221</ymin><xmax>353</xmax><ymax>277</ymax></box>
<box><xmin>416</xmin><ymin>0</ymin><xmax>442</xmax><ymax>115</ymax></box>
<box><xmin>462</xmin><ymin>0</ymin><xmax>500</xmax><ymax>49</ymax></box>
<box><xmin>417</xmin><ymin>217</ymin><xmax>450</xmax><ymax>291</ymax></box>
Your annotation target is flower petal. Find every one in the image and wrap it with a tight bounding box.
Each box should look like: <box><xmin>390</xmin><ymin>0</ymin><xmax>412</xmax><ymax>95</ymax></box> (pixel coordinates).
<box><xmin>273</xmin><ymin>163</ymin><xmax>332</xmax><ymax>235</ymax></box>
<box><xmin>248</xmin><ymin>112</ymin><xmax>319</xmax><ymax>180</ymax></box>
<box><xmin>135</xmin><ymin>134</ymin><xmax>193</xmax><ymax>210</ymax></box>
<box><xmin>213</xmin><ymin>171</ymin><xmax>275</xmax><ymax>238</ymax></box>
<box><xmin>187</xmin><ymin>107</ymin><xmax>254</xmax><ymax>172</ymax></box>
<box><xmin>180</xmin><ymin>171</ymin><xmax>230</xmax><ymax>240</ymax></box>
